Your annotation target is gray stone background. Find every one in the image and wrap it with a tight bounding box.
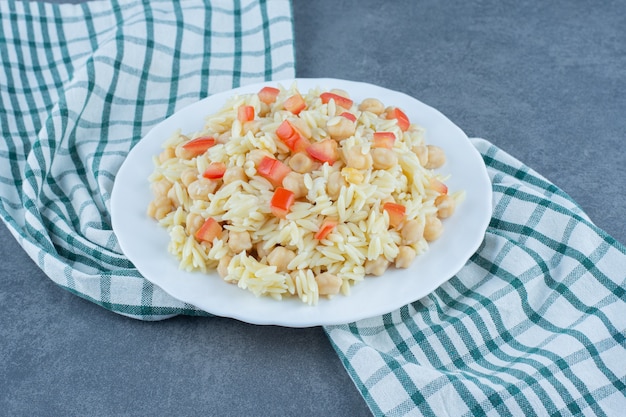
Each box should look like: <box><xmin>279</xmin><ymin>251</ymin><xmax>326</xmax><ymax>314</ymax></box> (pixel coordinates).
<box><xmin>2</xmin><ymin>1</ymin><xmax>624</xmax><ymax>415</ymax></box>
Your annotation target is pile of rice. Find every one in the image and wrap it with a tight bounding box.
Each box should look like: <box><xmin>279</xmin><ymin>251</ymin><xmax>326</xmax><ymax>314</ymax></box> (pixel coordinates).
<box><xmin>147</xmin><ymin>83</ymin><xmax>461</xmax><ymax>305</ymax></box>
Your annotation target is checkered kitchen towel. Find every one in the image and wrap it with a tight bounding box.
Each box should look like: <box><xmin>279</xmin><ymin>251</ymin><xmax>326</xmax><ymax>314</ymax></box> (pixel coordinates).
<box><xmin>1</xmin><ymin>1</ymin><xmax>625</xmax><ymax>416</ymax></box>
<box><xmin>0</xmin><ymin>0</ymin><xmax>294</xmax><ymax>319</ymax></box>
<box><xmin>326</xmin><ymin>140</ymin><xmax>626</xmax><ymax>416</ymax></box>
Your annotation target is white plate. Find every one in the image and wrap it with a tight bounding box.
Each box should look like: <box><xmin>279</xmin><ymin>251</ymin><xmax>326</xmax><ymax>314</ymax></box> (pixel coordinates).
<box><xmin>111</xmin><ymin>78</ymin><xmax>492</xmax><ymax>327</ymax></box>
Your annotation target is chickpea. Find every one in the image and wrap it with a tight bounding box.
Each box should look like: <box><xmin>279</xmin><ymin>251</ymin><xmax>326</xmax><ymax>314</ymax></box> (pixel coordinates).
<box><xmin>174</xmin><ymin>144</ymin><xmax>195</xmax><ymax>160</ymax></box>
<box><xmin>151</xmin><ymin>178</ymin><xmax>172</xmax><ymax>197</ymax></box>
<box><xmin>330</xmin><ymin>88</ymin><xmax>350</xmax><ymax>99</ymax></box>
<box><xmin>289</xmin><ymin>117</ymin><xmax>312</xmax><ymax>139</ymax></box>
<box><xmin>267</xmin><ymin>246</ymin><xmax>296</xmax><ymax>272</ymax></box>
<box><xmin>187</xmin><ymin>178</ymin><xmax>217</xmax><ymax>201</ymax></box>
<box><xmin>158</xmin><ymin>147</ymin><xmax>176</xmax><ymax>163</ymax></box>
<box><xmin>326</xmin><ymin>116</ymin><xmax>355</xmax><ymax>141</ymax></box>
<box><xmin>288</xmin><ymin>152</ymin><xmax>314</xmax><ymax>173</ymax></box>
<box><xmin>401</xmin><ymin>219</ymin><xmax>424</xmax><ymax>245</ymax></box>
<box><xmin>364</xmin><ymin>256</ymin><xmax>389</xmax><ymax>276</ymax></box>
<box><xmin>395</xmin><ymin>246</ymin><xmax>416</xmax><ymax>269</ymax></box>
<box><xmin>423</xmin><ymin>215</ymin><xmax>443</xmax><ymax>241</ymax></box>
<box><xmin>371</xmin><ymin>148</ymin><xmax>398</xmax><ymax>170</ymax></box>
<box><xmin>247</xmin><ymin>149</ymin><xmax>273</xmax><ymax>166</ymax></box>
<box><xmin>258</xmin><ymin>102</ymin><xmax>271</xmax><ymax>117</ymax></box>
<box><xmin>147</xmin><ymin>195</ymin><xmax>173</xmax><ymax>220</ymax></box>
<box><xmin>185</xmin><ymin>212</ymin><xmax>204</xmax><ymax>235</ymax></box>
<box><xmin>358</xmin><ymin>98</ymin><xmax>385</xmax><ymax>115</ymax></box>
<box><xmin>282</xmin><ymin>172</ymin><xmax>307</xmax><ymax>198</ymax></box>
<box><xmin>315</xmin><ymin>272</ymin><xmax>342</xmax><ymax>296</ymax></box>
<box><xmin>217</xmin><ymin>255</ymin><xmax>232</xmax><ymax>278</ymax></box>
<box><xmin>228</xmin><ymin>230</ymin><xmax>252</xmax><ymax>253</ymax></box>
<box><xmin>255</xmin><ymin>242</ymin><xmax>271</xmax><ymax>259</ymax></box>
<box><xmin>425</xmin><ymin>145</ymin><xmax>446</xmax><ymax>169</ymax></box>
<box><xmin>243</xmin><ymin>120</ymin><xmax>262</xmax><ymax>135</ymax></box>
<box><xmin>341</xmin><ymin>167</ymin><xmax>364</xmax><ymax>185</ymax></box>
<box><xmin>412</xmin><ymin>145</ymin><xmax>428</xmax><ymax>167</ymax></box>
<box><xmin>223</xmin><ymin>166</ymin><xmax>246</xmax><ymax>185</ymax></box>
<box><xmin>345</xmin><ymin>146</ymin><xmax>373</xmax><ymax>170</ymax></box>
<box><xmin>180</xmin><ymin>168</ymin><xmax>199</xmax><ymax>187</ymax></box>
<box><xmin>435</xmin><ymin>194</ymin><xmax>456</xmax><ymax>219</ymax></box>
<box><xmin>327</xmin><ymin>170</ymin><xmax>346</xmax><ymax>199</ymax></box>
<box><xmin>217</xmin><ymin>131</ymin><xmax>231</xmax><ymax>144</ymax></box>
<box><xmin>167</xmin><ymin>185</ymin><xmax>181</xmax><ymax>207</ymax></box>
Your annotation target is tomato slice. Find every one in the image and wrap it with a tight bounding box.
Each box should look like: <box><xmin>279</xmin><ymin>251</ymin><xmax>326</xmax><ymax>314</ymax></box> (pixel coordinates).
<box><xmin>372</xmin><ymin>132</ymin><xmax>396</xmax><ymax>149</ymax></box>
<box><xmin>320</xmin><ymin>92</ymin><xmax>353</xmax><ymax>109</ymax></box>
<box><xmin>237</xmin><ymin>105</ymin><xmax>255</xmax><ymax>123</ymax></box>
<box><xmin>340</xmin><ymin>111</ymin><xmax>356</xmax><ymax>122</ymax></box>
<box><xmin>306</xmin><ymin>139</ymin><xmax>338</xmax><ymax>164</ymax></box>
<box><xmin>283</xmin><ymin>93</ymin><xmax>306</xmax><ymax>115</ymax></box>
<box><xmin>428</xmin><ymin>178</ymin><xmax>448</xmax><ymax>195</ymax></box>
<box><xmin>202</xmin><ymin>162</ymin><xmax>227</xmax><ymax>179</ymax></box>
<box><xmin>382</xmin><ymin>202</ymin><xmax>406</xmax><ymax>228</ymax></box>
<box><xmin>258</xmin><ymin>86</ymin><xmax>280</xmax><ymax>104</ymax></box>
<box><xmin>194</xmin><ymin>217</ymin><xmax>222</xmax><ymax>242</ymax></box>
<box><xmin>386</xmin><ymin>107</ymin><xmax>410</xmax><ymax>131</ymax></box>
<box><xmin>257</xmin><ymin>156</ymin><xmax>292</xmax><ymax>187</ymax></box>
<box><xmin>314</xmin><ymin>218</ymin><xmax>338</xmax><ymax>240</ymax></box>
<box><xmin>270</xmin><ymin>187</ymin><xmax>295</xmax><ymax>218</ymax></box>
<box><xmin>181</xmin><ymin>137</ymin><xmax>216</xmax><ymax>157</ymax></box>
<box><xmin>275</xmin><ymin>120</ymin><xmax>309</xmax><ymax>153</ymax></box>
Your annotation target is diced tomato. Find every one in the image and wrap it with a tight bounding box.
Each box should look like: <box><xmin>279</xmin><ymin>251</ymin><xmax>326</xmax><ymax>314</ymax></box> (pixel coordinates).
<box><xmin>194</xmin><ymin>217</ymin><xmax>222</xmax><ymax>242</ymax></box>
<box><xmin>373</xmin><ymin>132</ymin><xmax>396</xmax><ymax>149</ymax></box>
<box><xmin>314</xmin><ymin>218</ymin><xmax>338</xmax><ymax>240</ymax></box>
<box><xmin>258</xmin><ymin>86</ymin><xmax>280</xmax><ymax>104</ymax></box>
<box><xmin>181</xmin><ymin>136</ymin><xmax>216</xmax><ymax>157</ymax></box>
<box><xmin>428</xmin><ymin>178</ymin><xmax>448</xmax><ymax>195</ymax></box>
<box><xmin>306</xmin><ymin>139</ymin><xmax>338</xmax><ymax>164</ymax></box>
<box><xmin>283</xmin><ymin>93</ymin><xmax>306</xmax><ymax>115</ymax></box>
<box><xmin>257</xmin><ymin>156</ymin><xmax>292</xmax><ymax>188</ymax></box>
<box><xmin>340</xmin><ymin>112</ymin><xmax>356</xmax><ymax>122</ymax></box>
<box><xmin>237</xmin><ymin>105</ymin><xmax>255</xmax><ymax>123</ymax></box>
<box><xmin>320</xmin><ymin>92</ymin><xmax>353</xmax><ymax>109</ymax></box>
<box><xmin>275</xmin><ymin>120</ymin><xmax>309</xmax><ymax>153</ymax></box>
<box><xmin>270</xmin><ymin>187</ymin><xmax>295</xmax><ymax>218</ymax></box>
<box><xmin>202</xmin><ymin>162</ymin><xmax>227</xmax><ymax>179</ymax></box>
<box><xmin>386</xmin><ymin>107</ymin><xmax>410</xmax><ymax>131</ymax></box>
<box><xmin>383</xmin><ymin>202</ymin><xmax>406</xmax><ymax>228</ymax></box>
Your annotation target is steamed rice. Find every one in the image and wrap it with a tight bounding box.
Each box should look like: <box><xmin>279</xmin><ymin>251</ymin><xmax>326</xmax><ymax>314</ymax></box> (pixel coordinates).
<box><xmin>147</xmin><ymin>83</ymin><xmax>462</xmax><ymax>305</ymax></box>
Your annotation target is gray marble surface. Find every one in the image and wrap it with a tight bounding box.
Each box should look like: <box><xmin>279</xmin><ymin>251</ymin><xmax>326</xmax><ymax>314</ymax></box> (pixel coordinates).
<box><xmin>2</xmin><ymin>1</ymin><xmax>624</xmax><ymax>416</ymax></box>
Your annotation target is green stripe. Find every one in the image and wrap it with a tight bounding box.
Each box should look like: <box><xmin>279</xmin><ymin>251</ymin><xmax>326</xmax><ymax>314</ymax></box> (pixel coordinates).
<box><xmin>259</xmin><ymin>0</ymin><xmax>272</xmax><ymax>80</ymax></box>
<box><xmin>131</xmin><ymin>1</ymin><xmax>155</xmax><ymax>143</ymax></box>
<box><xmin>166</xmin><ymin>2</ymin><xmax>184</xmax><ymax>117</ymax></box>
<box><xmin>200</xmin><ymin>0</ymin><xmax>212</xmax><ymax>97</ymax></box>
<box><xmin>0</xmin><ymin>1</ymin><xmax>30</xmax><ymax>199</ymax></box>
<box><xmin>37</xmin><ymin>2</ymin><xmax>64</xmax><ymax>97</ymax></box>
<box><xmin>80</xmin><ymin>2</ymin><xmax>99</xmax><ymax>51</ymax></box>
<box><xmin>232</xmin><ymin>0</ymin><xmax>242</xmax><ymax>88</ymax></box>
<box><xmin>8</xmin><ymin>1</ymin><xmax>42</xmax><ymax>135</ymax></box>
<box><xmin>23</xmin><ymin>2</ymin><xmax>53</xmax><ymax>109</ymax></box>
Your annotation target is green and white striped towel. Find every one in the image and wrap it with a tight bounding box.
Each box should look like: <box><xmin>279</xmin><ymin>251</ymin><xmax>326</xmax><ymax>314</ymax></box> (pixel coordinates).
<box><xmin>1</xmin><ymin>1</ymin><xmax>625</xmax><ymax>416</ymax></box>
<box><xmin>0</xmin><ymin>0</ymin><xmax>294</xmax><ymax>320</ymax></box>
